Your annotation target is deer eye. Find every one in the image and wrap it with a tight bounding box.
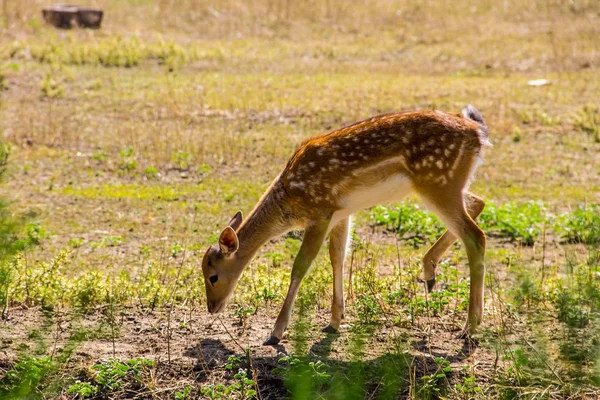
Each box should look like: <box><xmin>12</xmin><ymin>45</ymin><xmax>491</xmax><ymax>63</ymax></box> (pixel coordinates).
<box><xmin>209</xmin><ymin>275</ymin><xmax>218</xmax><ymax>286</ymax></box>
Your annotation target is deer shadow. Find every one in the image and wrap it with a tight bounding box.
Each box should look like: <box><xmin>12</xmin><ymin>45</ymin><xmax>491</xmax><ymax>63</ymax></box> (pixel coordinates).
<box><xmin>184</xmin><ymin>332</ymin><xmax>477</xmax><ymax>399</ymax></box>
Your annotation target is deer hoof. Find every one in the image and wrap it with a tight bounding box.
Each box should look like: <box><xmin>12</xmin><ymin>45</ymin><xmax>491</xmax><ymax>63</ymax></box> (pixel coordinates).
<box><xmin>263</xmin><ymin>336</ymin><xmax>280</xmax><ymax>346</ymax></box>
<box><xmin>321</xmin><ymin>325</ymin><xmax>339</xmax><ymax>334</ymax></box>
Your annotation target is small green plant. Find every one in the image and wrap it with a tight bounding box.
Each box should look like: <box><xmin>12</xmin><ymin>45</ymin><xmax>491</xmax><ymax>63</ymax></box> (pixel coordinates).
<box><xmin>0</xmin><ymin>356</ymin><xmax>55</xmax><ymax>399</ymax></box>
<box><xmin>170</xmin><ymin>242</ymin><xmax>184</xmax><ymax>258</ymax></box>
<box><xmin>553</xmin><ymin>289</ymin><xmax>589</xmax><ymax>329</ymax></box>
<box><xmin>455</xmin><ymin>375</ymin><xmax>482</xmax><ymax>396</ymax></box>
<box><xmin>90</xmin><ymin>235</ymin><xmax>124</xmax><ymax>249</ymax></box>
<box><xmin>67</xmin><ymin>238</ymin><xmax>85</xmax><ymax>248</ymax></box>
<box><xmin>39</xmin><ymin>71</ymin><xmax>64</xmax><ymax>98</ymax></box>
<box><xmin>118</xmin><ymin>147</ymin><xmax>137</xmax><ymax>172</ymax></box>
<box><xmin>573</xmin><ymin>104</ymin><xmax>599</xmax><ymax>142</ymax></box>
<box><xmin>355</xmin><ymin>294</ymin><xmax>382</xmax><ymax>324</ymax></box>
<box><xmin>479</xmin><ymin>201</ymin><xmax>548</xmax><ymax>246</ymax></box>
<box><xmin>225</xmin><ymin>355</ymin><xmax>243</xmax><ymax>372</ymax></box>
<box><xmin>275</xmin><ymin>353</ymin><xmax>331</xmax><ymax>386</ymax></box>
<box><xmin>418</xmin><ymin>357</ymin><xmax>451</xmax><ymax>399</ymax></box>
<box><xmin>370</xmin><ymin>202</ymin><xmax>444</xmax><ymax>247</ymax></box>
<box><xmin>264</xmin><ymin>251</ymin><xmax>284</xmax><ymax>267</ymax></box>
<box><xmin>84</xmin><ymin>358</ymin><xmax>154</xmax><ymax>393</ymax></box>
<box><xmin>200</xmin><ymin>368</ymin><xmax>256</xmax><ymax>399</ymax></box>
<box><xmin>174</xmin><ymin>385</ymin><xmax>192</xmax><ymax>400</ymax></box>
<box><xmin>172</xmin><ymin>150</ymin><xmax>191</xmax><ymax>170</ymax></box>
<box><xmin>556</xmin><ymin>203</ymin><xmax>600</xmax><ymax>244</ymax></box>
<box><xmin>26</xmin><ymin>222</ymin><xmax>49</xmax><ymax>245</ymax></box>
<box><xmin>256</xmin><ymin>287</ymin><xmax>277</xmax><ymax>307</ymax></box>
<box><xmin>92</xmin><ymin>150</ymin><xmax>107</xmax><ymax>163</ymax></box>
<box><xmin>197</xmin><ymin>163</ymin><xmax>213</xmax><ymax>175</ymax></box>
<box><xmin>233</xmin><ymin>304</ymin><xmax>254</xmax><ymax>327</ymax></box>
<box><xmin>67</xmin><ymin>381</ymin><xmax>98</xmax><ymax>398</ymax></box>
<box><xmin>143</xmin><ymin>166</ymin><xmax>160</xmax><ymax>178</ymax></box>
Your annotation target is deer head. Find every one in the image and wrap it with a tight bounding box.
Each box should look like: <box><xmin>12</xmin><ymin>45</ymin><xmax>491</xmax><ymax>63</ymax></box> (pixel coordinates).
<box><xmin>202</xmin><ymin>211</ymin><xmax>244</xmax><ymax>314</ymax></box>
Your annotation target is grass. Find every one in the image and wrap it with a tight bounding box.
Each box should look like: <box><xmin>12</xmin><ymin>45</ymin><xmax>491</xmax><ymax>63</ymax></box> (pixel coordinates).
<box><xmin>0</xmin><ymin>0</ymin><xmax>600</xmax><ymax>399</ymax></box>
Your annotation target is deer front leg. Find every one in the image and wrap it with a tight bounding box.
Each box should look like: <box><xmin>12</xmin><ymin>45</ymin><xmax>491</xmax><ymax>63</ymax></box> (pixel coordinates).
<box><xmin>420</xmin><ymin>192</ymin><xmax>485</xmax><ymax>292</ymax></box>
<box><xmin>264</xmin><ymin>222</ymin><xmax>330</xmax><ymax>346</ymax></box>
<box><xmin>322</xmin><ymin>217</ymin><xmax>350</xmax><ymax>334</ymax></box>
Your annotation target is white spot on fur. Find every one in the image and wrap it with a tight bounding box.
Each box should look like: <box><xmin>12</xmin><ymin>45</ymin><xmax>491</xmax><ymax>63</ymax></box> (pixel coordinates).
<box><xmin>436</xmin><ymin>160</ymin><xmax>444</xmax><ymax>169</ymax></box>
<box><xmin>351</xmin><ymin>155</ymin><xmax>408</xmax><ymax>177</ymax></box>
<box><xmin>449</xmin><ymin>143</ymin><xmax>464</xmax><ymax>172</ymax></box>
<box><xmin>290</xmin><ymin>181</ymin><xmax>304</xmax><ymax>189</ymax></box>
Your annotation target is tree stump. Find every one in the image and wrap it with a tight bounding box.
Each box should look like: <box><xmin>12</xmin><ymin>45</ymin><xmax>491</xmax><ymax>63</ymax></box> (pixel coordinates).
<box><xmin>42</xmin><ymin>4</ymin><xmax>103</xmax><ymax>29</ymax></box>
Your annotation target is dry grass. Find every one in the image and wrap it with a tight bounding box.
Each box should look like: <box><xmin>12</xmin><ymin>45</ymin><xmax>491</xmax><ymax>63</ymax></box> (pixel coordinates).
<box><xmin>0</xmin><ymin>0</ymin><xmax>599</xmax><ymax>399</ymax></box>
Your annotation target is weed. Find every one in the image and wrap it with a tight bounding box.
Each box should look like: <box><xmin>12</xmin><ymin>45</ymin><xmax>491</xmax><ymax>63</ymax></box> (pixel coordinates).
<box><xmin>67</xmin><ymin>238</ymin><xmax>84</xmax><ymax>248</ymax></box>
<box><xmin>233</xmin><ymin>304</ymin><xmax>254</xmax><ymax>328</ymax></box>
<box><xmin>455</xmin><ymin>375</ymin><xmax>482</xmax><ymax>396</ymax></box>
<box><xmin>371</xmin><ymin>202</ymin><xmax>444</xmax><ymax>247</ymax></box>
<box><xmin>174</xmin><ymin>385</ymin><xmax>193</xmax><ymax>400</ymax></box>
<box><xmin>275</xmin><ymin>353</ymin><xmax>331</xmax><ymax>385</ymax></box>
<box><xmin>67</xmin><ymin>380</ymin><xmax>98</xmax><ymax>398</ymax></box>
<box><xmin>355</xmin><ymin>294</ymin><xmax>383</xmax><ymax>325</ymax></box>
<box><xmin>479</xmin><ymin>201</ymin><xmax>549</xmax><ymax>246</ymax></box>
<box><xmin>256</xmin><ymin>287</ymin><xmax>278</xmax><ymax>307</ymax></box>
<box><xmin>172</xmin><ymin>150</ymin><xmax>191</xmax><ymax>170</ymax></box>
<box><xmin>200</xmin><ymin>368</ymin><xmax>257</xmax><ymax>399</ymax></box>
<box><xmin>418</xmin><ymin>357</ymin><xmax>451</xmax><ymax>399</ymax></box>
<box><xmin>118</xmin><ymin>147</ymin><xmax>137</xmax><ymax>172</ymax></box>
<box><xmin>39</xmin><ymin>70</ymin><xmax>64</xmax><ymax>98</ymax></box>
<box><xmin>557</xmin><ymin>203</ymin><xmax>600</xmax><ymax>244</ymax></box>
<box><xmin>143</xmin><ymin>166</ymin><xmax>160</xmax><ymax>178</ymax></box>
<box><xmin>170</xmin><ymin>242</ymin><xmax>184</xmax><ymax>258</ymax></box>
<box><xmin>573</xmin><ymin>104</ymin><xmax>600</xmax><ymax>142</ymax></box>
<box><xmin>92</xmin><ymin>150</ymin><xmax>107</xmax><ymax>163</ymax></box>
<box><xmin>0</xmin><ymin>356</ymin><xmax>54</xmax><ymax>399</ymax></box>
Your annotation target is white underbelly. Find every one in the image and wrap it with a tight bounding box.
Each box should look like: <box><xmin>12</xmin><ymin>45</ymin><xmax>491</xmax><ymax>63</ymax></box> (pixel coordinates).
<box><xmin>328</xmin><ymin>173</ymin><xmax>413</xmax><ymax>231</ymax></box>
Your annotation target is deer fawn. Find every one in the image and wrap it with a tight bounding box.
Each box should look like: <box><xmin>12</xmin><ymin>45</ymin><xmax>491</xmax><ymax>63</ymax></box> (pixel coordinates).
<box><xmin>202</xmin><ymin>106</ymin><xmax>490</xmax><ymax>345</ymax></box>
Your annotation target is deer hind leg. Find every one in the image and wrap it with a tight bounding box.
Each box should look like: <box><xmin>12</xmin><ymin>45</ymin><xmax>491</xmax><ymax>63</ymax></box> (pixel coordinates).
<box><xmin>264</xmin><ymin>221</ymin><xmax>330</xmax><ymax>346</ymax></box>
<box><xmin>420</xmin><ymin>192</ymin><xmax>485</xmax><ymax>292</ymax></box>
<box><xmin>417</xmin><ymin>189</ymin><xmax>486</xmax><ymax>336</ymax></box>
<box><xmin>322</xmin><ymin>217</ymin><xmax>350</xmax><ymax>334</ymax></box>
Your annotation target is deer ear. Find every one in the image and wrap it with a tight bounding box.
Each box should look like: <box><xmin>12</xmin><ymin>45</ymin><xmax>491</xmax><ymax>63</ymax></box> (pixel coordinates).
<box><xmin>219</xmin><ymin>226</ymin><xmax>239</xmax><ymax>255</ymax></box>
<box><xmin>227</xmin><ymin>211</ymin><xmax>243</xmax><ymax>231</ymax></box>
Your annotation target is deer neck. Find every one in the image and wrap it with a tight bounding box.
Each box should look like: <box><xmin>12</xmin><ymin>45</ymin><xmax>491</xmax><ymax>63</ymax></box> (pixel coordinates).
<box><xmin>235</xmin><ymin>184</ymin><xmax>289</xmax><ymax>266</ymax></box>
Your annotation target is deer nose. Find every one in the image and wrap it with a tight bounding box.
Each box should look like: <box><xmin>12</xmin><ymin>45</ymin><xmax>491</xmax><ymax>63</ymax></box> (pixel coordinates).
<box><xmin>207</xmin><ymin>301</ymin><xmax>215</xmax><ymax>314</ymax></box>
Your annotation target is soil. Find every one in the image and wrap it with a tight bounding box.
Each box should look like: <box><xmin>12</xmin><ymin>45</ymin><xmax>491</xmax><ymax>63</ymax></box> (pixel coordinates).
<box><xmin>1</xmin><ymin>302</ymin><xmax>500</xmax><ymax>399</ymax></box>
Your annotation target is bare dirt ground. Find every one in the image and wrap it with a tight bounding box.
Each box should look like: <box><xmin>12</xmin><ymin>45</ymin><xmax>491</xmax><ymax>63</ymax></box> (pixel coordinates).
<box><xmin>2</xmin><ymin>305</ymin><xmax>500</xmax><ymax>399</ymax></box>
